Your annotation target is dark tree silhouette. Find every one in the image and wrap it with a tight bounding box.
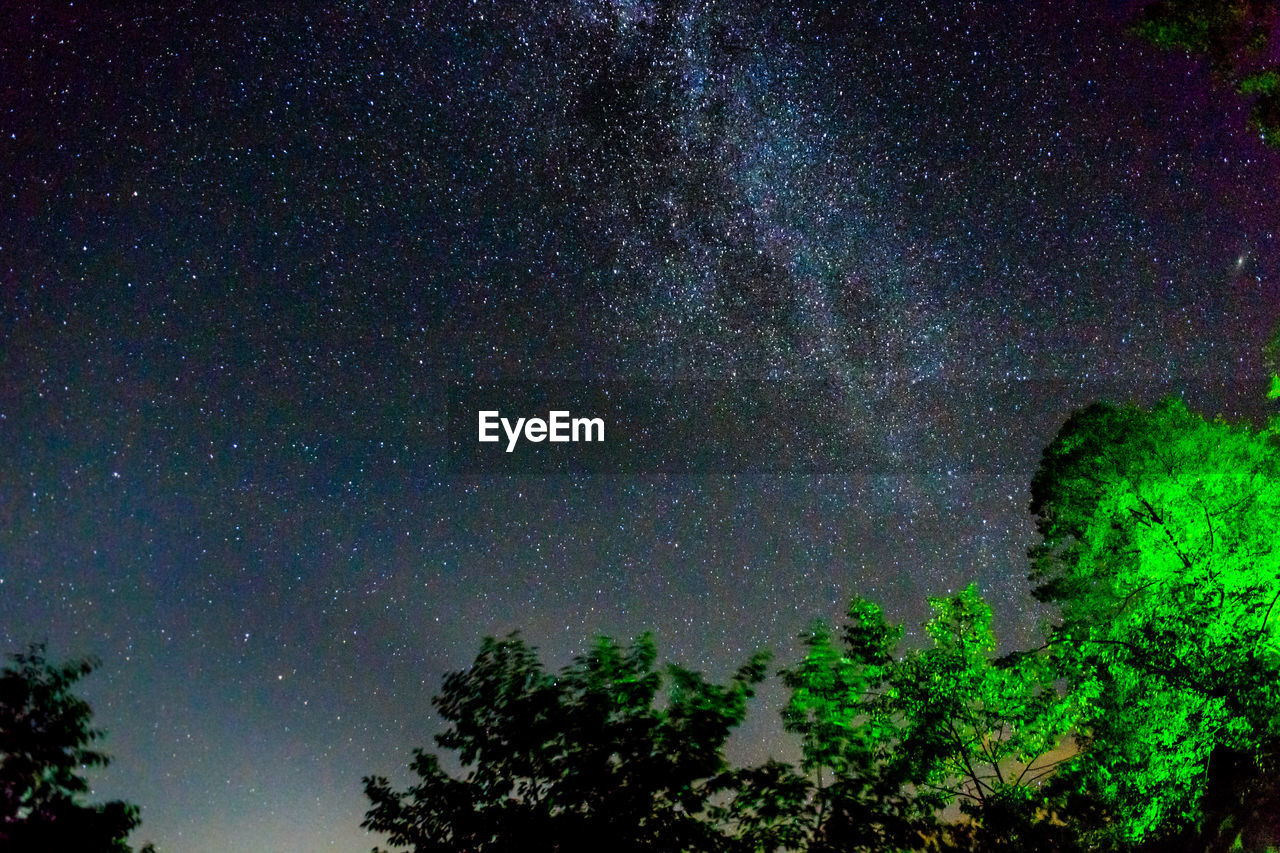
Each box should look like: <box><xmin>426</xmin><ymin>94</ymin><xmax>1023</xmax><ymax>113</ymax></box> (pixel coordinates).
<box><xmin>711</xmin><ymin>759</ymin><xmax>813</xmax><ymax>852</ymax></box>
<box><xmin>362</xmin><ymin>632</ymin><xmax>768</xmax><ymax>853</ymax></box>
<box><xmin>0</xmin><ymin>644</ymin><xmax>152</xmax><ymax>853</ymax></box>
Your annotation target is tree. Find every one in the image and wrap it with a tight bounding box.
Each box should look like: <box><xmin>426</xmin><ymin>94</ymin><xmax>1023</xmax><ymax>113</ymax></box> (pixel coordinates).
<box><xmin>711</xmin><ymin>759</ymin><xmax>813</xmax><ymax>853</ymax></box>
<box><xmin>0</xmin><ymin>644</ymin><xmax>151</xmax><ymax>853</ymax></box>
<box><xmin>1133</xmin><ymin>0</ymin><xmax>1280</xmax><ymax>145</ymax></box>
<box><xmin>1264</xmin><ymin>324</ymin><xmax>1280</xmax><ymax>403</ymax></box>
<box><xmin>1030</xmin><ymin>397</ymin><xmax>1280</xmax><ymax>848</ymax></box>
<box><xmin>779</xmin><ymin>591</ymin><xmax>1072</xmax><ymax>853</ymax></box>
<box><xmin>362</xmin><ymin>632</ymin><xmax>769</xmax><ymax>853</ymax></box>
<box><xmin>888</xmin><ymin>586</ymin><xmax>1074</xmax><ymax>852</ymax></box>
<box><xmin>778</xmin><ymin>598</ymin><xmax>928</xmax><ymax>852</ymax></box>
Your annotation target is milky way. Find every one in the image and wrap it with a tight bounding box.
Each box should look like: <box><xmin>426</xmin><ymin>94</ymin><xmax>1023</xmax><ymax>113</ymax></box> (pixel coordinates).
<box><xmin>1</xmin><ymin>2</ymin><xmax>1278</xmax><ymax>851</ymax></box>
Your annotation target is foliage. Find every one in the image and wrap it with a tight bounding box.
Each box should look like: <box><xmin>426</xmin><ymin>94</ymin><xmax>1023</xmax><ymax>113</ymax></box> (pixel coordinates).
<box><xmin>778</xmin><ymin>590</ymin><xmax>1074</xmax><ymax>852</ymax></box>
<box><xmin>365</xmin><ymin>389</ymin><xmax>1280</xmax><ymax>852</ymax></box>
<box><xmin>1030</xmin><ymin>397</ymin><xmax>1280</xmax><ymax>847</ymax></box>
<box><xmin>0</xmin><ymin>644</ymin><xmax>150</xmax><ymax>853</ymax></box>
<box><xmin>1134</xmin><ymin>0</ymin><xmax>1272</xmax><ymax>58</ymax></box>
<box><xmin>778</xmin><ymin>599</ymin><xmax>926</xmax><ymax>852</ymax></box>
<box><xmin>890</xmin><ymin>586</ymin><xmax>1074</xmax><ymax>851</ymax></box>
<box><xmin>710</xmin><ymin>759</ymin><xmax>812</xmax><ymax>853</ymax></box>
<box><xmin>1265</xmin><ymin>325</ymin><xmax>1280</xmax><ymax>403</ymax></box>
<box><xmin>1133</xmin><ymin>0</ymin><xmax>1280</xmax><ymax>145</ymax></box>
<box><xmin>362</xmin><ymin>632</ymin><xmax>768</xmax><ymax>853</ymax></box>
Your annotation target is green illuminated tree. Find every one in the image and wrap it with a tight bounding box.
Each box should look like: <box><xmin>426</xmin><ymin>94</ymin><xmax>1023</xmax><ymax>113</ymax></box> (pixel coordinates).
<box><xmin>1030</xmin><ymin>397</ymin><xmax>1280</xmax><ymax>848</ymax></box>
<box><xmin>779</xmin><ymin>591</ymin><xmax>1074</xmax><ymax>852</ymax></box>
<box><xmin>778</xmin><ymin>598</ymin><xmax>925</xmax><ymax>852</ymax></box>
<box><xmin>0</xmin><ymin>644</ymin><xmax>151</xmax><ymax>853</ymax></box>
<box><xmin>1265</xmin><ymin>324</ymin><xmax>1280</xmax><ymax>403</ymax></box>
<box><xmin>362</xmin><ymin>632</ymin><xmax>769</xmax><ymax>853</ymax></box>
<box><xmin>892</xmin><ymin>586</ymin><xmax>1075</xmax><ymax>852</ymax></box>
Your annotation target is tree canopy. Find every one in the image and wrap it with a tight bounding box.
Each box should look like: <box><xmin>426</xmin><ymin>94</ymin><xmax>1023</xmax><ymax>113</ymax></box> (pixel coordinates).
<box><xmin>0</xmin><ymin>644</ymin><xmax>152</xmax><ymax>853</ymax></box>
<box><xmin>366</xmin><ymin>390</ymin><xmax>1280</xmax><ymax>852</ymax></box>
<box><xmin>1029</xmin><ymin>397</ymin><xmax>1280</xmax><ymax>848</ymax></box>
<box><xmin>776</xmin><ymin>599</ymin><xmax>923</xmax><ymax>852</ymax></box>
<box><xmin>362</xmin><ymin>633</ymin><xmax>768</xmax><ymax>853</ymax></box>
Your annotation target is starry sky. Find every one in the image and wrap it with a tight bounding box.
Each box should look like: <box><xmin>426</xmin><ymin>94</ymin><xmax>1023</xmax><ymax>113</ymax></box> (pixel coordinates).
<box><xmin>2</xmin><ymin>1</ymin><xmax>1278</xmax><ymax>851</ymax></box>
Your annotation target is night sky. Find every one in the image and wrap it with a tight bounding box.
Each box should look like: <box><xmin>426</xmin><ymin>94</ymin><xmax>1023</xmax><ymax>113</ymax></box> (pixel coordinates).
<box><xmin>2</xmin><ymin>1</ymin><xmax>1278</xmax><ymax>851</ymax></box>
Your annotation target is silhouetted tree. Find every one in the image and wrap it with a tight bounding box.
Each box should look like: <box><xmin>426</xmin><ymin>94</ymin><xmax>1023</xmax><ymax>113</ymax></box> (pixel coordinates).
<box><xmin>362</xmin><ymin>632</ymin><xmax>768</xmax><ymax>853</ymax></box>
<box><xmin>711</xmin><ymin>759</ymin><xmax>812</xmax><ymax>852</ymax></box>
<box><xmin>0</xmin><ymin>644</ymin><xmax>152</xmax><ymax>853</ymax></box>
<box><xmin>363</xmin><ymin>385</ymin><xmax>1280</xmax><ymax>852</ymax></box>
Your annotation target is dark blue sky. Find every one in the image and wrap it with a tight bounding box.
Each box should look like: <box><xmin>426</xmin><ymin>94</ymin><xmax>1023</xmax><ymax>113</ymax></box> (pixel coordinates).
<box><xmin>2</xmin><ymin>2</ymin><xmax>1278</xmax><ymax>850</ymax></box>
